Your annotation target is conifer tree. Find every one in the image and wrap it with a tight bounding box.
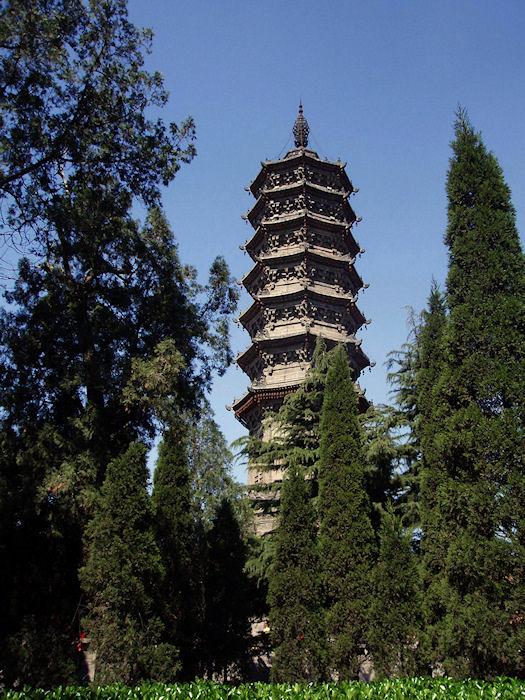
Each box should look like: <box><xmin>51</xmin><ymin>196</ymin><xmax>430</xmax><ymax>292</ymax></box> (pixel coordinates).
<box><xmin>268</xmin><ymin>466</ymin><xmax>325</xmax><ymax>682</ymax></box>
<box><xmin>416</xmin><ymin>285</ymin><xmax>451</xmax><ymax>666</ymax></box>
<box><xmin>422</xmin><ymin>111</ymin><xmax>525</xmax><ymax>677</ymax></box>
<box><xmin>0</xmin><ymin>2</ymin><xmax>237</xmax><ymax>683</ymax></box>
<box><xmin>318</xmin><ymin>344</ymin><xmax>376</xmax><ymax>678</ymax></box>
<box><xmin>80</xmin><ymin>442</ymin><xmax>178</xmax><ymax>683</ymax></box>
<box><xmin>203</xmin><ymin>499</ymin><xmax>251</xmax><ymax>680</ymax></box>
<box><xmin>152</xmin><ymin>425</ymin><xmax>199</xmax><ymax>679</ymax></box>
<box><xmin>368</xmin><ymin>508</ymin><xmax>422</xmax><ymax>678</ymax></box>
<box><xmin>385</xmin><ymin>312</ymin><xmax>423</xmax><ymax>527</ymax></box>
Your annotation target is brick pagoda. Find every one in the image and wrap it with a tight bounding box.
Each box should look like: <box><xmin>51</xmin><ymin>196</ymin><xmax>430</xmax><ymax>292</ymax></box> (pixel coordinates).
<box><xmin>232</xmin><ymin>106</ymin><xmax>370</xmax><ymax>532</ymax></box>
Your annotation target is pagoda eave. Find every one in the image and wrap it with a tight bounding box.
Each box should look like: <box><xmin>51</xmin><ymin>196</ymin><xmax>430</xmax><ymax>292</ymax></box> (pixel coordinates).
<box><xmin>236</xmin><ymin>328</ymin><xmax>369</xmax><ymax>374</ymax></box>
<box><xmin>232</xmin><ymin>384</ymin><xmax>300</xmax><ymax>426</ymax></box>
<box><xmin>250</xmin><ymin>202</ymin><xmax>356</xmax><ymax>229</ymax></box>
<box><xmin>250</xmin><ymin>149</ymin><xmax>353</xmax><ymax>197</ymax></box>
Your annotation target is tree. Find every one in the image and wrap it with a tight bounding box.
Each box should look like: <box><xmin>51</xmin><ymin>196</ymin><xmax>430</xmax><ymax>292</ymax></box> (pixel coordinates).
<box><xmin>362</xmin><ymin>404</ymin><xmax>404</xmax><ymax>533</ymax></box>
<box><xmin>318</xmin><ymin>344</ymin><xmax>376</xmax><ymax>679</ymax></box>
<box><xmin>421</xmin><ymin>110</ymin><xmax>525</xmax><ymax>677</ymax></box>
<box><xmin>415</xmin><ymin>285</ymin><xmax>450</xmax><ymax>667</ymax></box>
<box><xmin>152</xmin><ymin>424</ymin><xmax>200</xmax><ymax>680</ymax></box>
<box><xmin>202</xmin><ymin>499</ymin><xmax>251</xmax><ymax>681</ymax></box>
<box><xmin>267</xmin><ymin>466</ymin><xmax>325</xmax><ymax>682</ymax></box>
<box><xmin>368</xmin><ymin>508</ymin><xmax>422</xmax><ymax>678</ymax></box>
<box><xmin>0</xmin><ymin>206</ymin><xmax>237</xmax><ymax>684</ymax></box>
<box><xmin>0</xmin><ymin>1</ymin><xmax>238</xmax><ymax>682</ymax></box>
<box><xmin>80</xmin><ymin>442</ymin><xmax>178</xmax><ymax>684</ymax></box>
<box><xmin>0</xmin><ymin>0</ymin><xmax>195</xmax><ymax>260</ymax></box>
<box><xmin>385</xmin><ymin>311</ymin><xmax>423</xmax><ymax>528</ymax></box>
<box><xmin>186</xmin><ymin>404</ymin><xmax>240</xmax><ymax>529</ymax></box>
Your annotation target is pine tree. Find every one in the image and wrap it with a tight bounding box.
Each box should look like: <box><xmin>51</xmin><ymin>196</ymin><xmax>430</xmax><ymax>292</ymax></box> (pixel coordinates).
<box><xmin>362</xmin><ymin>404</ymin><xmax>404</xmax><ymax>533</ymax></box>
<box><xmin>318</xmin><ymin>344</ymin><xmax>376</xmax><ymax>678</ymax></box>
<box><xmin>422</xmin><ymin>111</ymin><xmax>525</xmax><ymax>677</ymax></box>
<box><xmin>0</xmin><ymin>3</ymin><xmax>237</xmax><ymax>677</ymax></box>
<box><xmin>80</xmin><ymin>442</ymin><xmax>178</xmax><ymax>684</ymax></box>
<box><xmin>368</xmin><ymin>508</ymin><xmax>422</xmax><ymax>678</ymax></box>
<box><xmin>186</xmin><ymin>404</ymin><xmax>240</xmax><ymax>529</ymax></box>
<box><xmin>385</xmin><ymin>312</ymin><xmax>423</xmax><ymax>527</ymax></box>
<box><xmin>152</xmin><ymin>425</ymin><xmax>200</xmax><ymax>679</ymax></box>
<box><xmin>203</xmin><ymin>499</ymin><xmax>251</xmax><ymax>681</ymax></box>
<box><xmin>268</xmin><ymin>465</ymin><xmax>325</xmax><ymax>682</ymax></box>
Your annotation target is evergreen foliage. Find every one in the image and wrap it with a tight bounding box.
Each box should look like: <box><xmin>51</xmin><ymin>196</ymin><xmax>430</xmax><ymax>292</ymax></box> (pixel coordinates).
<box><xmin>0</xmin><ymin>0</ymin><xmax>196</xmax><ymax>246</ymax></box>
<box><xmin>385</xmin><ymin>314</ymin><xmax>423</xmax><ymax>527</ymax></box>
<box><xmin>318</xmin><ymin>345</ymin><xmax>376</xmax><ymax>679</ymax></box>
<box><xmin>80</xmin><ymin>442</ymin><xmax>178</xmax><ymax>684</ymax></box>
<box><xmin>361</xmin><ymin>405</ymin><xmax>404</xmax><ymax>533</ymax></box>
<box><xmin>368</xmin><ymin>508</ymin><xmax>422</xmax><ymax>678</ymax></box>
<box><xmin>203</xmin><ymin>499</ymin><xmax>251</xmax><ymax>681</ymax></box>
<box><xmin>268</xmin><ymin>466</ymin><xmax>325</xmax><ymax>682</ymax></box>
<box><xmin>186</xmin><ymin>406</ymin><xmax>240</xmax><ymax>529</ymax></box>
<box><xmin>152</xmin><ymin>426</ymin><xmax>200</xmax><ymax>680</ymax></box>
<box><xmin>0</xmin><ymin>1</ymin><xmax>238</xmax><ymax>683</ymax></box>
<box><xmin>420</xmin><ymin>111</ymin><xmax>525</xmax><ymax>677</ymax></box>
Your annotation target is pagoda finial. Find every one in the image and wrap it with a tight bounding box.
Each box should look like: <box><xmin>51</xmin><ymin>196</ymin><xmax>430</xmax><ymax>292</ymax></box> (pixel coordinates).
<box><xmin>293</xmin><ymin>102</ymin><xmax>309</xmax><ymax>148</ymax></box>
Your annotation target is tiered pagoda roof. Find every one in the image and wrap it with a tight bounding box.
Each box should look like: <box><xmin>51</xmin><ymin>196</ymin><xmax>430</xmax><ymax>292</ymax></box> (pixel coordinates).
<box><xmin>232</xmin><ymin>105</ymin><xmax>370</xmax><ymax>461</ymax></box>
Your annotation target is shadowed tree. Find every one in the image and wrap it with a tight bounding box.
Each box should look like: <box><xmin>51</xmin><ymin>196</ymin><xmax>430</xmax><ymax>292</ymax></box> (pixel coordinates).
<box><xmin>421</xmin><ymin>110</ymin><xmax>525</xmax><ymax>677</ymax></box>
<box><xmin>368</xmin><ymin>507</ymin><xmax>422</xmax><ymax>677</ymax></box>
<box><xmin>268</xmin><ymin>466</ymin><xmax>325</xmax><ymax>682</ymax></box>
<box><xmin>318</xmin><ymin>344</ymin><xmax>376</xmax><ymax>679</ymax></box>
<box><xmin>203</xmin><ymin>499</ymin><xmax>251</xmax><ymax>681</ymax></box>
<box><xmin>80</xmin><ymin>442</ymin><xmax>178</xmax><ymax>684</ymax></box>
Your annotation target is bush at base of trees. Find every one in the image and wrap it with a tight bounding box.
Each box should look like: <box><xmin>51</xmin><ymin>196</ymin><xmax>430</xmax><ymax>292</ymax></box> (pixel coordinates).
<box><xmin>4</xmin><ymin>678</ymin><xmax>525</xmax><ymax>699</ymax></box>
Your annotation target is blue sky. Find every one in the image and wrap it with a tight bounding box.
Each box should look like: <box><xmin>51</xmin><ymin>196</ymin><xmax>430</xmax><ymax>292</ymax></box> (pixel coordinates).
<box><xmin>128</xmin><ymin>0</ymin><xmax>525</xmax><ymax>481</ymax></box>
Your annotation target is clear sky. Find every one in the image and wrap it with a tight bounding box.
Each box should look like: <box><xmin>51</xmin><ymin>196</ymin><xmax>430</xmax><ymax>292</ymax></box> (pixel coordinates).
<box><xmin>128</xmin><ymin>0</ymin><xmax>525</xmax><ymax>481</ymax></box>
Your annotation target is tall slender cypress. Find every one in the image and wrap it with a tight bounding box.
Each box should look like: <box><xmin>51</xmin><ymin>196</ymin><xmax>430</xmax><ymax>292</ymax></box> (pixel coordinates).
<box><xmin>416</xmin><ymin>285</ymin><xmax>450</xmax><ymax>667</ymax></box>
<box><xmin>203</xmin><ymin>499</ymin><xmax>251</xmax><ymax>680</ymax></box>
<box><xmin>80</xmin><ymin>443</ymin><xmax>178</xmax><ymax>683</ymax></box>
<box><xmin>267</xmin><ymin>466</ymin><xmax>325</xmax><ymax>682</ymax></box>
<box><xmin>318</xmin><ymin>345</ymin><xmax>376</xmax><ymax>678</ymax></box>
<box><xmin>422</xmin><ymin>111</ymin><xmax>525</xmax><ymax>676</ymax></box>
<box><xmin>152</xmin><ymin>426</ymin><xmax>200</xmax><ymax>679</ymax></box>
<box><xmin>368</xmin><ymin>508</ymin><xmax>422</xmax><ymax>678</ymax></box>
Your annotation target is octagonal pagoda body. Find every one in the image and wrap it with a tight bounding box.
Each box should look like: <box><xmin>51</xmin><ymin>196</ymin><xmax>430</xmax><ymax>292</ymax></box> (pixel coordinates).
<box><xmin>233</xmin><ymin>109</ymin><xmax>370</xmax><ymax>513</ymax></box>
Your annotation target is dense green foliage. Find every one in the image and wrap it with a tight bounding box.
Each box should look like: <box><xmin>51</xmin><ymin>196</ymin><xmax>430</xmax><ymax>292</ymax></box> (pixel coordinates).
<box><xmin>0</xmin><ymin>0</ymin><xmax>238</xmax><ymax>687</ymax></box>
<box><xmin>151</xmin><ymin>427</ymin><xmax>198</xmax><ymax>679</ymax></box>
<box><xmin>418</xmin><ymin>112</ymin><xmax>525</xmax><ymax>677</ymax></box>
<box><xmin>368</xmin><ymin>509</ymin><xmax>422</xmax><ymax>678</ymax></box>
<box><xmin>80</xmin><ymin>443</ymin><xmax>177</xmax><ymax>684</ymax></box>
<box><xmin>203</xmin><ymin>499</ymin><xmax>251</xmax><ymax>681</ymax></box>
<box><xmin>268</xmin><ymin>466</ymin><xmax>325</xmax><ymax>682</ymax></box>
<box><xmin>318</xmin><ymin>345</ymin><xmax>376</xmax><ymax>679</ymax></box>
<box><xmin>4</xmin><ymin>679</ymin><xmax>525</xmax><ymax>700</ymax></box>
<box><xmin>0</xmin><ymin>0</ymin><xmax>195</xmax><ymax>238</ymax></box>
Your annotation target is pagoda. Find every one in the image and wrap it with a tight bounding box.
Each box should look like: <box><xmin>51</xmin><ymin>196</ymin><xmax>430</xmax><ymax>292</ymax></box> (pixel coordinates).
<box><xmin>232</xmin><ymin>106</ymin><xmax>370</xmax><ymax>531</ymax></box>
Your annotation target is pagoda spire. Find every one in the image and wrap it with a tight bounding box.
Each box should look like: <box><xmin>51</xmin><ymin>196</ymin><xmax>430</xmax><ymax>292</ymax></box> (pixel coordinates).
<box><xmin>293</xmin><ymin>102</ymin><xmax>309</xmax><ymax>148</ymax></box>
<box><xmin>233</xmin><ymin>117</ymin><xmax>371</xmax><ymax>537</ymax></box>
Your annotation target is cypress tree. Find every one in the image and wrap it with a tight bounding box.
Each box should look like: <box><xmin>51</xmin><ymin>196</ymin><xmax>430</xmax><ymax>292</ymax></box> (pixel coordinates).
<box><xmin>416</xmin><ymin>285</ymin><xmax>450</xmax><ymax>668</ymax></box>
<box><xmin>152</xmin><ymin>425</ymin><xmax>200</xmax><ymax>679</ymax></box>
<box><xmin>203</xmin><ymin>499</ymin><xmax>251</xmax><ymax>681</ymax></box>
<box><xmin>368</xmin><ymin>508</ymin><xmax>422</xmax><ymax>678</ymax></box>
<box><xmin>80</xmin><ymin>443</ymin><xmax>178</xmax><ymax>683</ymax></box>
<box><xmin>318</xmin><ymin>344</ymin><xmax>376</xmax><ymax>678</ymax></box>
<box><xmin>422</xmin><ymin>111</ymin><xmax>525</xmax><ymax>676</ymax></box>
<box><xmin>268</xmin><ymin>466</ymin><xmax>325</xmax><ymax>682</ymax></box>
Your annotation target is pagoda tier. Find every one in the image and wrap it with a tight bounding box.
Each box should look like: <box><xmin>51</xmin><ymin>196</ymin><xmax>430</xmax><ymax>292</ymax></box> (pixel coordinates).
<box><xmin>242</xmin><ymin>214</ymin><xmax>361</xmax><ymax>261</ymax></box>
<box><xmin>232</xmin><ymin>106</ymin><xmax>371</xmax><ymax>502</ymax></box>
<box><xmin>238</xmin><ymin>290</ymin><xmax>368</xmax><ymax>342</ymax></box>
